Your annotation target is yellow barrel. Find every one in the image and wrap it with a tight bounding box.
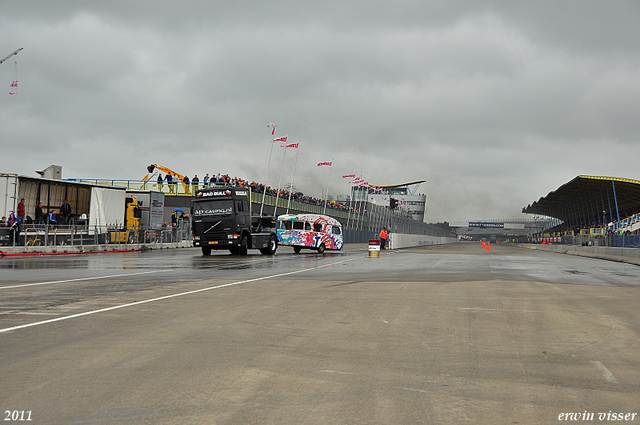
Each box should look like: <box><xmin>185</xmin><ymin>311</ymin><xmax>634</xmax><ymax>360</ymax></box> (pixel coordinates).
<box><xmin>369</xmin><ymin>239</ymin><xmax>380</xmax><ymax>257</ymax></box>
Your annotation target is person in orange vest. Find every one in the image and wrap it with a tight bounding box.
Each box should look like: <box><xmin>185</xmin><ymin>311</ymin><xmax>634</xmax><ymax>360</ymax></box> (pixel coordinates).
<box><xmin>380</xmin><ymin>227</ymin><xmax>388</xmax><ymax>250</ymax></box>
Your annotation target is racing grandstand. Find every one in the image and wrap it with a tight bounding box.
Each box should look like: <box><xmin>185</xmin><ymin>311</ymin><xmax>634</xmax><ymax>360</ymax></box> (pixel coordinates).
<box><xmin>522</xmin><ymin>175</ymin><xmax>640</xmax><ymax>247</ymax></box>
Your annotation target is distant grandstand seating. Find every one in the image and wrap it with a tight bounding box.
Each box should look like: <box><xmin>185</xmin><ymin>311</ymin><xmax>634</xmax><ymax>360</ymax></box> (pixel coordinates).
<box><xmin>609</xmin><ymin>212</ymin><xmax>640</xmax><ymax>234</ymax></box>
<box><xmin>523</xmin><ymin>175</ymin><xmax>640</xmax><ymax>247</ymax></box>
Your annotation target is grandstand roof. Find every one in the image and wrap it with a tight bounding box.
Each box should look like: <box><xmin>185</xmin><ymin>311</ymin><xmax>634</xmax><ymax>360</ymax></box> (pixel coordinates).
<box><xmin>522</xmin><ymin>175</ymin><xmax>640</xmax><ymax>221</ymax></box>
<box><xmin>377</xmin><ymin>180</ymin><xmax>426</xmax><ymax>189</ymax></box>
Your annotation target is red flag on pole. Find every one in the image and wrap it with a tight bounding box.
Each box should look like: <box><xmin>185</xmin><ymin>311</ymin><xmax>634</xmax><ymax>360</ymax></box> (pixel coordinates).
<box><xmin>342</xmin><ymin>174</ymin><xmax>356</xmax><ymax>179</ymax></box>
<box><xmin>9</xmin><ymin>81</ymin><xmax>17</xmax><ymax>95</ymax></box>
<box><xmin>317</xmin><ymin>161</ymin><xmax>332</xmax><ymax>167</ymax></box>
<box><xmin>268</xmin><ymin>123</ymin><xmax>276</xmax><ymax>135</ymax></box>
<box><xmin>281</xmin><ymin>143</ymin><xmax>299</xmax><ymax>149</ymax></box>
<box><xmin>273</xmin><ymin>136</ymin><xmax>288</xmax><ymax>142</ymax></box>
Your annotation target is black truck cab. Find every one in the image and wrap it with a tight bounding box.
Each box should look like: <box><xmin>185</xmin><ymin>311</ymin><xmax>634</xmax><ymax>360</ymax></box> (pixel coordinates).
<box><xmin>191</xmin><ymin>187</ymin><xmax>278</xmax><ymax>256</ymax></box>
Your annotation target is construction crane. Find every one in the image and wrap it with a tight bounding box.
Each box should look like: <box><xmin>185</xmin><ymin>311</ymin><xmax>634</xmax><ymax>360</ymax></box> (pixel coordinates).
<box><xmin>142</xmin><ymin>164</ymin><xmax>189</xmax><ymax>193</ymax></box>
<box><xmin>0</xmin><ymin>48</ymin><xmax>23</xmax><ymax>66</ymax></box>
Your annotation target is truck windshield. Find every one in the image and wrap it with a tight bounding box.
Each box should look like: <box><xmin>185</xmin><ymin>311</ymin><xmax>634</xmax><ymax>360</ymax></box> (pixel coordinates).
<box><xmin>193</xmin><ymin>200</ymin><xmax>233</xmax><ymax>217</ymax></box>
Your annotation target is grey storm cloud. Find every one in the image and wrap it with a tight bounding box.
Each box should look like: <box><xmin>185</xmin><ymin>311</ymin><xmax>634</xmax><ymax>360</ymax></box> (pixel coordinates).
<box><xmin>2</xmin><ymin>1</ymin><xmax>639</xmax><ymax>222</ymax></box>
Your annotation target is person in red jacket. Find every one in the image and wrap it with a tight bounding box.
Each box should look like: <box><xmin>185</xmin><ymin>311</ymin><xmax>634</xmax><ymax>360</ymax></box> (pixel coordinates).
<box><xmin>380</xmin><ymin>227</ymin><xmax>388</xmax><ymax>250</ymax></box>
<box><xmin>17</xmin><ymin>198</ymin><xmax>26</xmax><ymax>223</ymax></box>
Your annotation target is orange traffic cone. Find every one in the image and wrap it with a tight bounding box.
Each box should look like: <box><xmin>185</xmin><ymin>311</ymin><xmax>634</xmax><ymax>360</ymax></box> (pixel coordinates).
<box><xmin>487</xmin><ymin>242</ymin><xmax>491</xmax><ymax>251</ymax></box>
<box><xmin>482</xmin><ymin>241</ymin><xmax>486</xmax><ymax>249</ymax></box>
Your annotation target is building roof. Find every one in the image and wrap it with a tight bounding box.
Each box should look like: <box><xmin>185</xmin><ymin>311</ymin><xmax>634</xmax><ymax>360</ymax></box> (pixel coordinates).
<box><xmin>376</xmin><ymin>180</ymin><xmax>426</xmax><ymax>189</ymax></box>
<box><xmin>522</xmin><ymin>175</ymin><xmax>640</xmax><ymax>220</ymax></box>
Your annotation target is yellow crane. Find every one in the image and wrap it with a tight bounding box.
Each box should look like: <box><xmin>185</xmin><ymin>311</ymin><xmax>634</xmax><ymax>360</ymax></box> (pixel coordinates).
<box><xmin>142</xmin><ymin>164</ymin><xmax>189</xmax><ymax>193</ymax></box>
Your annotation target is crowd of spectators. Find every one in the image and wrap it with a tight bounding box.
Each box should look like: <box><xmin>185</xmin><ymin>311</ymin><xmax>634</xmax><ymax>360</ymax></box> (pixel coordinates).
<box><xmin>172</xmin><ymin>172</ymin><xmax>359</xmax><ymax>214</ymax></box>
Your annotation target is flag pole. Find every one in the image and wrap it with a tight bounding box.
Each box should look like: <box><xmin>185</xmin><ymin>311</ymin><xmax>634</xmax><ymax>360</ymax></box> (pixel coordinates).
<box><xmin>351</xmin><ymin>177</ymin><xmax>359</xmax><ymax>231</ymax></box>
<box><xmin>355</xmin><ymin>177</ymin><xmax>364</xmax><ymax>231</ymax></box>
<box><xmin>286</xmin><ymin>143</ymin><xmax>300</xmax><ymax>215</ymax></box>
<box><xmin>322</xmin><ymin>158</ymin><xmax>333</xmax><ymax>215</ymax></box>
<box><xmin>260</xmin><ymin>124</ymin><xmax>280</xmax><ymax>217</ymax></box>
<box><xmin>362</xmin><ymin>183</ymin><xmax>370</xmax><ymax>232</ymax></box>
<box><xmin>260</xmin><ymin>141</ymin><xmax>276</xmax><ymax>217</ymax></box>
<box><xmin>345</xmin><ymin>179</ymin><xmax>353</xmax><ymax>231</ymax></box>
<box><xmin>274</xmin><ymin>144</ymin><xmax>288</xmax><ymax>218</ymax></box>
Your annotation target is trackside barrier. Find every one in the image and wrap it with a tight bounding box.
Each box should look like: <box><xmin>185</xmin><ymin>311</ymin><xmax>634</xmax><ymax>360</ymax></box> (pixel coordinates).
<box><xmin>523</xmin><ymin>244</ymin><xmax>640</xmax><ymax>266</ymax></box>
<box><xmin>1</xmin><ymin>220</ymin><xmax>192</xmax><ymax>254</ymax></box>
<box><xmin>526</xmin><ymin>234</ymin><xmax>640</xmax><ymax>248</ymax></box>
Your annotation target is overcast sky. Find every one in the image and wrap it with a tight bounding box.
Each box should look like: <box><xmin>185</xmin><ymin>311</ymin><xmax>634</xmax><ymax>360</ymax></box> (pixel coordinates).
<box><xmin>2</xmin><ymin>1</ymin><xmax>639</xmax><ymax>222</ymax></box>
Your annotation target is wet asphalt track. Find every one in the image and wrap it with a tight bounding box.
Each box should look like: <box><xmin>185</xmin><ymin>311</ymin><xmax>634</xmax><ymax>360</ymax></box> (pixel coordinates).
<box><xmin>1</xmin><ymin>243</ymin><xmax>639</xmax><ymax>424</ymax></box>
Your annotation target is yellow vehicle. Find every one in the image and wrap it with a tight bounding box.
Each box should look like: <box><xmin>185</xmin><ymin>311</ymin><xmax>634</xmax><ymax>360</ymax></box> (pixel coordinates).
<box><xmin>109</xmin><ymin>197</ymin><xmax>142</xmax><ymax>243</ymax></box>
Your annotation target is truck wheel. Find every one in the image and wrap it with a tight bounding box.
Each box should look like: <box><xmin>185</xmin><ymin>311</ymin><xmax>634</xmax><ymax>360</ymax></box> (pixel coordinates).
<box><xmin>239</xmin><ymin>235</ymin><xmax>248</xmax><ymax>256</ymax></box>
<box><xmin>317</xmin><ymin>243</ymin><xmax>325</xmax><ymax>254</ymax></box>
<box><xmin>293</xmin><ymin>246</ymin><xmax>302</xmax><ymax>254</ymax></box>
<box><xmin>260</xmin><ymin>235</ymin><xmax>278</xmax><ymax>255</ymax></box>
<box><xmin>201</xmin><ymin>246</ymin><xmax>212</xmax><ymax>256</ymax></box>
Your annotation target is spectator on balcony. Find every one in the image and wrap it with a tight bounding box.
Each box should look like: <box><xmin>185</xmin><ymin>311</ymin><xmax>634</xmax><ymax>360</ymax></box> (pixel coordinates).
<box><xmin>60</xmin><ymin>199</ymin><xmax>72</xmax><ymax>225</ymax></box>
<box><xmin>183</xmin><ymin>175</ymin><xmax>190</xmax><ymax>194</ymax></box>
<box><xmin>6</xmin><ymin>212</ymin><xmax>22</xmax><ymax>245</ymax></box>
<box><xmin>48</xmin><ymin>210</ymin><xmax>57</xmax><ymax>226</ymax></box>
<box><xmin>35</xmin><ymin>202</ymin><xmax>44</xmax><ymax>224</ymax></box>
<box><xmin>17</xmin><ymin>198</ymin><xmax>26</xmax><ymax>223</ymax></box>
<box><xmin>165</xmin><ymin>173</ymin><xmax>174</xmax><ymax>193</ymax></box>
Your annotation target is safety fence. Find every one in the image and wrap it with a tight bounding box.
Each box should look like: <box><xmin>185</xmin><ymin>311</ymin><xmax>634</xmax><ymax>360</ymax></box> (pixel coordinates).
<box><xmin>340</xmin><ymin>202</ymin><xmax>451</xmax><ymax>244</ymax></box>
<box><xmin>0</xmin><ymin>221</ymin><xmax>192</xmax><ymax>249</ymax></box>
<box><xmin>343</xmin><ymin>229</ymin><xmax>380</xmax><ymax>244</ymax></box>
<box><xmin>527</xmin><ymin>234</ymin><xmax>640</xmax><ymax>248</ymax></box>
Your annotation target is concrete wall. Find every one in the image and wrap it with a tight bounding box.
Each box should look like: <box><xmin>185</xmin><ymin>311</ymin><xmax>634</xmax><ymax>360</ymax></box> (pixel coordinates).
<box><xmin>389</xmin><ymin>233</ymin><xmax>457</xmax><ymax>249</ymax></box>
<box><xmin>523</xmin><ymin>244</ymin><xmax>640</xmax><ymax>265</ymax></box>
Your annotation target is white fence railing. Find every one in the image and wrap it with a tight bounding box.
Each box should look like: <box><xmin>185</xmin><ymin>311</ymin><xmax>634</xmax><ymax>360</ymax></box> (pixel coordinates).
<box><xmin>1</xmin><ymin>220</ymin><xmax>192</xmax><ymax>249</ymax></box>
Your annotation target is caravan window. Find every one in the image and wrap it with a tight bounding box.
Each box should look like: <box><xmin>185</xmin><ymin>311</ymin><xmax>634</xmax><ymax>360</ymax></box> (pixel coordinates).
<box><xmin>280</xmin><ymin>221</ymin><xmax>292</xmax><ymax>230</ymax></box>
<box><xmin>332</xmin><ymin>226</ymin><xmax>341</xmax><ymax>235</ymax></box>
<box><xmin>305</xmin><ymin>222</ymin><xmax>312</xmax><ymax>231</ymax></box>
<box><xmin>293</xmin><ymin>221</ymin><xmax>304</xmax><ymax>230</ymax></box>
<box><xmin>313</xmin><ymin>223</ymin><xmax>323</xmax><ymax>232</ymax></box>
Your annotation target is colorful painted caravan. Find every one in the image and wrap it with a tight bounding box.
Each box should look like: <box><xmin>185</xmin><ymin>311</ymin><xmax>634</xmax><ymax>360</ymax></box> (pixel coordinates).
<box><xmin>276</xmin><ymin>214</ymin><xmax>343</xmax><ymax>254</ymax></box>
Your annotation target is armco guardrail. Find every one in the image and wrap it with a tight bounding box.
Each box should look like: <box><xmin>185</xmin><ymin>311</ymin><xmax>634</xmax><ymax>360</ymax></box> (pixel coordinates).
<box><xmin>522</xmin><ymin>244</ymin><xmax>640</xmax><ymax>265</ymax></box>
<box><xmin>1</xmin><ymin>221</ymin><xmax>192</xmax><ymax>255</ymax></box>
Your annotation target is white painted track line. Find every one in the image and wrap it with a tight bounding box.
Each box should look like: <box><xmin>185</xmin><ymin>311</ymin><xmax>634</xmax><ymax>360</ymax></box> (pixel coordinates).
<box><xmin>0</xmin><ymin>270</ymin><xmax>165</xmax><ymax>290</ymax></box>
<box><xmin>0</xmin><ymin>258</ymin><xmax>353</xmax><ymax>334</ymax></box>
